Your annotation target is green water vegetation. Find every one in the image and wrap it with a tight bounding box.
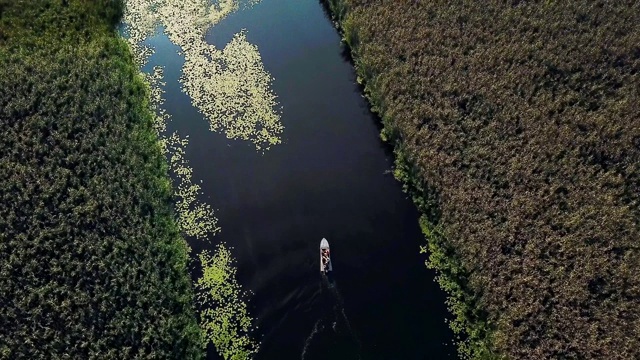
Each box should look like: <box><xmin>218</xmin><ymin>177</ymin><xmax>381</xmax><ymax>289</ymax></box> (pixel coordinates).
<box><xmin>325</xmin><ymin>0</ymin><xmax>640</xmax><ymax>359</ymax></box>
<box><xmin>123</xmin><ymin>1</ymin><xmax>260</xmax><ymax>358</ymax></box>
<box><xmin>167</xmin><ymin>132</ymin><xmax>220</xmax><ymax>240</ymax></box>
<box><xmin>124</xmin><ymin>0</ymin><xmax>282</xmax><ymax>151</ymax></box>
<box><xmin>0</xmin><ymin>0</ymin><xmax>202</xmax><ymax>358</ymax></box>
<box><xmin>146</xmin><ymin>66</ymin><xmax>220</xmax><ymax>241</ymax></box>
<box><xmin>144</xmin><ymin>61</ymin><xmax>259</xmax><ymax>359</ymax></box>
<box><xmin>197</xmin><ymin>244</ymin><xmax>259</xmax><ymax>359</ymax></box>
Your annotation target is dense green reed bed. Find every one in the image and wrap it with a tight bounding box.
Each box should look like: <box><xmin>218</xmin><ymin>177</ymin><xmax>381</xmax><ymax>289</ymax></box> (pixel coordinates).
<box><xmin>0</xmin><ymin>1</ymin><xmax>202</xmax><ymax>358</ymax></box>
<box><xmin>325</xmin><ymin>1</ymin><xmax>640</xmax><ymax>359</ymax></box>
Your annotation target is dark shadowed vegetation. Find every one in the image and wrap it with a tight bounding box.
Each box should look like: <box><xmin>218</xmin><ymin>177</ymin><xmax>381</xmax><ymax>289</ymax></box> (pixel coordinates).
<box><xmin>325</xmin><ymin>0</ymin><xmax>640</xmax><ymax>359</ymax></box>
<box><xmin>0</xmin><ymin>0</ymin><xmax>202</xmax><ymax>358</ymax></box>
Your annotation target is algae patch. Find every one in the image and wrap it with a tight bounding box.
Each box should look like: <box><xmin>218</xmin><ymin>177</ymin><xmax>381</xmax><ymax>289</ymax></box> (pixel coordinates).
<box><xmin>197</xmin><ymin>244</ymin><xmax>260</xmax><ymax>359</ymax></box>
<box><xmin>123</xmin><ymin>0</ymin><xmax>263</xmax><ymax>358</ymax></box>
<box><xmin>181</xmin><ymin>31</ymin><xmax>282</xmax><ymax>150</ymax></box>
<box><xmin>147</xmin><ymin>66</ymin><xmax>219</xmax><ymax>241</ymax></box>
<box><xmin>124</xmin><ymin>0</ymin><xmax>282</xmax><ymax>150</ymax></box>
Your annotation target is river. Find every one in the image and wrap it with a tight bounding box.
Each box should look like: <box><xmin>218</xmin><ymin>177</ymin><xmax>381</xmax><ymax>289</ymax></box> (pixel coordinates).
<box><xmin>136</xmin><ymin>0</ymin><xmax>455</xmax><ymax>359</ymax></box>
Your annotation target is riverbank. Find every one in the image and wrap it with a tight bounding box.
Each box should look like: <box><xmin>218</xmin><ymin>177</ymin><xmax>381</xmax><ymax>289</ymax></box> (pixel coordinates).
<box><xmin>324</xmin><ymin>1</ymin><xmax>640</xmax><ymax>359</ymax></box>
<box><xmin>122</xmin><ymin>0</ymin><xmax>458</xmax><ymax>358</ymax></box>
<box><xmin>0</xmin><ymin>1</ymin><xmax>202</xmax><ymax>358</ymax></box>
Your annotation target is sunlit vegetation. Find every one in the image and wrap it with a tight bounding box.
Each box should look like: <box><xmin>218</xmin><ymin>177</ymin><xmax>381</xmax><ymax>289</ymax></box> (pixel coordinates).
<box><xmin>326</xmin><ymin>1</ymin><xmax>640</xmax><ymax>359</ymax></box>
<box><xmin>0</xmin><ymin>0</ymin><xmax>203</xmax><ymax>358</ymax></box>
<box><xmin>181</xmin><ymin>30</ymin><xmax>282</xmax><ymax>150</ymax></box>
<box><xmin>124</xmin><ymin>0</ymin><xmax>282</xmax><ymax>151</ymax></box>
<box><xmin>197</xmin><ymin>244</ymin><xmax>259</xmax><ymax>359</ymax></box>
<box><xmin>167</xmin><ymin>133</ymin><xmax>221</xmax><ymax>240</ymax></box>
<box><xmin>123</xmin><ymin>0</ymin><xmax>260</xmax><ymax>357</ymax></box>
<box><xmin>145</xmin><ymin>66</ymin><xmax>220</xmax><ymax>241</ymax></box>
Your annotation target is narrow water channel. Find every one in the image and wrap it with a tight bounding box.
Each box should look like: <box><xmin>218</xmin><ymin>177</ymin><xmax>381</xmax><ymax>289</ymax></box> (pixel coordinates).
<box><xmin>139</xmin><ymin>0</ymin><xmax>455</xmax><ymax>358</ymax></box>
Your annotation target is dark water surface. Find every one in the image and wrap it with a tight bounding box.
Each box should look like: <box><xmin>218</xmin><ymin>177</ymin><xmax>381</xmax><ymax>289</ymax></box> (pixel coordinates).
<box><xmin>142</xmin><ymin>0</ymin><xmax>455</xmax><ymax>359</ymax></box>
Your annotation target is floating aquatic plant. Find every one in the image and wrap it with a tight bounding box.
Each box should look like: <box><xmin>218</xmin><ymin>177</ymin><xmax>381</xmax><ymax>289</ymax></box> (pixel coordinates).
<box><xmin>145</xmin><ymin>66</ymin><xmax>220</xmax><ymax>240</ymax></box>
<box><xmin>197</xmin><ymin>244</ymin><xmax>259</xmax><ymax>359</ymax></box>
<box><xmin>166</xmin><ymin>132</ymin><xmax>220</xmax><ymax>239</ymax></box>
<box><xmin>147</xmin><ymin>66</ymin><xmax>169</xmax><ymax>135</ymax></box>
<box><xmin>181</xmin><ymin>31</ymin><xmax>282</xmax><ymax>150</ymax></box>
<box><xmin>123</xmin><ymin>1</ymin><xmax>261</xmax><ymax>356</ymax></box>
<box><xmin>122</xmin><ymin>0</ymin><xmax>160</xmax><ymax>67</ymax></box>
<box><xmin>125</xmin><ymin>0</ymin><xmax>282</xmax><ymax>150</ymax></box>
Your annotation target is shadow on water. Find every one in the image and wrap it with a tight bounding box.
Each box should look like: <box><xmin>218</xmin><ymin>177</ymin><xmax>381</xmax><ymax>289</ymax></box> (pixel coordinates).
<box><xmin>316</xmin><ymin>0</ymin><xmax>392</xmax><ymax>162</ymax></box>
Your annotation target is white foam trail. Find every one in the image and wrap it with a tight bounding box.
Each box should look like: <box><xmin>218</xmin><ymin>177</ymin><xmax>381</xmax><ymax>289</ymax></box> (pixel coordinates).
<box><xmin>301</xmin><ymin>319</ymin><xmax>323</xmax><ymax>360</ymax></box>
<box><xmin>302</xmin><ymin>277</ymin><xmax>364</xmax><ymax>359</ymax></box>
<box><xmin>329</xmin><ymin>281</ymin><xmax>363</xmax><ymax>359</ymax></box>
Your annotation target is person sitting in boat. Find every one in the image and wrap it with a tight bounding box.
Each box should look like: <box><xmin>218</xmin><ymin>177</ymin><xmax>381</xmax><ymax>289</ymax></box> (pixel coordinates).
<box><xmin>322</xmin><ymin>249</ymin><xmax>330</xmax><ymax>269</ymax></box>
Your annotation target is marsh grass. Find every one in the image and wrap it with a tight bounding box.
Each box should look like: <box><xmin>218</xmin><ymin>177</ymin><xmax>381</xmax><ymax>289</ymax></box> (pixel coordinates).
<box><xmin>324</xmin><ymin>0</ymin><xmax>640</xmax><ymax>358</ymax></box>
<box><xmin>0</xmin><ymin>1</ymin><xmax>202</xmax><ymax>358</ymax></box>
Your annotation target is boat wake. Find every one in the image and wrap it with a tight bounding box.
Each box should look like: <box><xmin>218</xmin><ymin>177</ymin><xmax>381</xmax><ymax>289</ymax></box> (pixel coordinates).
<box><xmin>300</xmin><ymin>278</ymin><xmax>362</xmax><ymax>360</ymax></box>
<box><xmin>328</xmin><ymin>282</ymin><xmax>358</xmax><ymax>344</ymax></box>
<box><xmin>301</xmin><ymin>319</ymin><xmax>323</xmax><ymax>360</ymax></box>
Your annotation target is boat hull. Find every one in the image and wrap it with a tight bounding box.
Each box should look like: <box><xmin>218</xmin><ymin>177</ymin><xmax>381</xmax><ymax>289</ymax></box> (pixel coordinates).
<box><xmin>320</xmin><ymin>238</ymin><xmax>332</xmax><ymax>273</ymax></box>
